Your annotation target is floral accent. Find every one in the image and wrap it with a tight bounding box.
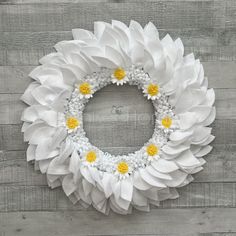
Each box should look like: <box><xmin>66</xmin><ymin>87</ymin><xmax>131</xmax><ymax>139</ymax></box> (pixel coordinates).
<box><xmin>143</xmin><ymin>82</ymin><xmax>161</xmax><ymax>100</ymax></box>
<box><xmin>76</xmin><ymin>82</ymin><xmax>94</xmax><ymax>98</ymax></box>
<box><xmin>80</xmin><ymin>149</ymin><xmax>99</xmax><ymax>167</ymax></box>
<box><xmin>21</xmin><ymin>20</ymin><xmax>215</xmax><ymax>215</ymax></box>
<box><xmin>144</xmin><ymin>143</ymin><xmax>160</xmax><ymax>162</ymax></box>
<box><xmin>157</xmin><ymin>114</ymin><xmax>179</xmax><ymax>134</ymax></box>
<box><xmin>111</xmin><ymin>67</ymin><xmax>128</xmax><ymax>85</ymax></box>
<box><xmin>86</xmin><ymin>150</ymin><xmax>97</xmax><ymax>163</ymax></box>
<box><xmin>146</xmin><ymin>144</ymin><xmax>159</xmax><ymax>156</ymax></box>
<box><xmin>115</xmin><ymin>161</ymin><xmax>132</xmax><ymax>179</ymax></box>
<box><xmin>66</xmin><ymin>117</ymin><xmax>80</xmax><ymax>132</ymax></box>
<box><xmin>161</xmin><ymin>116</ymin><xmax>172</xmax><ymax>128</ymax></box>
<box><xmin>117</xmin><ymin>161</ymin><xmax>129</xmax><ymax>174</ymax></box>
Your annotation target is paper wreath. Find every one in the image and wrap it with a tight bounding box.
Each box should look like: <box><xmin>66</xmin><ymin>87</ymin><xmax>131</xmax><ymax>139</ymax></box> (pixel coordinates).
<box><xmin>21</xmin><ymin>20</ymin><xmax>216</xmax><ymax>214</ymax></box>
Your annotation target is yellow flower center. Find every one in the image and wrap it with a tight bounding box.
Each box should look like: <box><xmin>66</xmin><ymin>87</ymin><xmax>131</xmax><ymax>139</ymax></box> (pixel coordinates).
<box><xmin>66</xmin><ymin>117</ymin><xmax>79</xmax><ymax>129</ymax></box>
<box><xmin>79</xmin><ymin>82</ymin><xmax>91</xmax><ymax>95</ymax></box>
<box><xmin>146</xmin><ymin>144</ymin><xmax>158</xmax><ymax>156</ymax></box>
<box><xmin>113</xmin><ymin>67</ymin><xmax>126</xmax><ymax>80</ymax></box>
<box><xmin>86</xmin><ymin>151</ymin><xmax>97</xmax><ymax>163</ymax></box>
<box><xmin>147</xmin><ymin>84</ymin><xmax>159</xmax><ymax>96</ymax></box>
<box><xmin>161</xmin><ymin>116</ymin><xmax>172</xmax><ymax>128</ymax></box>
<box><xmin>117</xmin><ymin>161</ymin><xmax>129</xmax><ymax>174</ymax></box>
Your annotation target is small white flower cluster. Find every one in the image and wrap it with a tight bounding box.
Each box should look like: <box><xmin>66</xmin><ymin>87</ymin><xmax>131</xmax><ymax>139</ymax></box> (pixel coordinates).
<box><xmin>63</xmin><ymin>66</ymin><xmax>179</xmax><ymax>177</ymax></box>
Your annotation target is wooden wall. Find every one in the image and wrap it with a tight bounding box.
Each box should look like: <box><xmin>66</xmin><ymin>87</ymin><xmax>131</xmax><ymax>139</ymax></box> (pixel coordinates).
<box><xmin>0</xmin><ymin>0</ymin><xmax>236</xmax><ymax>235</ymax></box>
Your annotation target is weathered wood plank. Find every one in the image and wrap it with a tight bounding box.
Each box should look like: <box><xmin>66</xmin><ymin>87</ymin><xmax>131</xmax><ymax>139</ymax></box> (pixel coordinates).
<box><xmin>0</xmin><ymin>0</ymin><xmax>229</xmax><ymax>4</ymax></box>
<box><xmin>4</xmin><ymin>0</ymin><xmax>222</xmax><ymax>4</ymax></box>
<box><xmin>2</xmin><ymin>28</ymin><xmax>236</xmax><ymax>51</ymax></box>
<box><xmin>201</xmin><ymin>234</ymin><xmax>236</xmax><ymax>236</ymax></box>
<box><xmin>0</xmin><ymin>1</ymin><xmax>226</xmax><ymax>32</ymax></box>
<box><xmin>0</xmin><ymin>119</ymin><xmax>234</xmax><ymax>151</ymax></box>
<box><xmin>194</xmin><ymin>144</ymin><xmax>236</xmax><ymax>182</ymax></box>
<box><xmin>0</xmin><ymin>87</ymin><xmax>234</xmax><ymax>124</ymax></box>
<box><xmin>0</xmin><ymin>49</ymin><xmax>50</xmax><ymax>66</ymax></box>
<box><xmin>0</xmin><ymin>66</ymin><xmax>32</xmax><ymax>93</ymax></box>
<box><xmin>1</xmin><ymin>208</ymin><xmax>236</xmax><ymax>235</ymax></box>
<box><xmin>0</xmin><ymin>158</ymin><xmax>48</xmax><ymax>186</ymax></box>
<box><xmin>2</xmin><ymin>26</ymin><xmax>236</xmax><ymax>65</ymax></box>
<box><xmin>202</xmin><ymin>234</ymin><xmax>236</xmax><ymax>236</ymax></box>
<box><xmin>0</xmin><ymin>145</ymin><xmax>235</xmax><ymax>186</ymax></box>
<box><xmin>204</xmin><ymin>62</ymin><xmax>236</xmax><ymax>88</ymax></box>
<box><xmin>0</xmin><ymin>0</ymin><xmax>113</xmax><ymax>4</ymax></box>
<box><xmin>0</xmin><ymin>183</ymin><xmax>236</xmax><ymax>212</ymax></box>
<box><xmin>0</xmin><ymin>94</ymin><xmax>25</xmax><ymax>124</ymax></box>
<box><xmin>1</xmin><ymin>62</ymin><xmax>236</xmax><ymax>94</ymax></box>
<box><xmin>0</xmin><ymin>125</ymin><xmax>27</xmax><ymax>151</ymax></box>
<box><xmin>226</xmin><ymin>0</ymin><xmax>236</xmax><ymax>29</ymax></box>
<box><xmin>0</xmin><ymin>0</ymin><xmax>235</xmax><ymax>235</ymax></box>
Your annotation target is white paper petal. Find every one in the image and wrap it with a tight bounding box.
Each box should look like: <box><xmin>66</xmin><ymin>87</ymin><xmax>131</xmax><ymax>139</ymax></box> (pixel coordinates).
<box><xmin>72</xmin><ymin>28</ymin><xmax>94</xmax><ymax>40</ymax></box>
<box><xmin>192</xmin><ymin>126</ymin><xmax>212</xmax><ymax>144</ymax></box>
<box><xmin>92</xmin><ymin>55</ymin><xmax>117</xmax><ymax>68</ymax></box>
<box><xmin>151</xmin><ymin>159</ymin><xmax>179</xmax><ymax>173</ymax></box>
<box><xmin>62</xmin><ymin>174</ymin><xmax>77</xmax><ymax>196</ymax></box>
<box><xmin>175</xmin><ymin>150</ymin><xmax>201</xmax><ymax>168</ymax></box>
<box><xmin>102</xmin><ymin>172</ymin><xmax>113</xmax><ymax>198</ymax></box>
<box><xmin>146</xmin><ymin>165</ymin><xmax>172</xmax><ymax>180</ymax></box>
<box><xmin>39</xmin><ymin>110</ymin><xmax>59</xmax><ymax>127</ymax></box>
<box><xmin>132</xmin><ymin>188</ymin><xmax>148</xmax><ymax>207</ymax></box>
<box><xmin>38</xmin><ymin>159</ymin><xmax>51</xmax><ymax>173</ymax></box>
<box><xmin>26</xmin><ymin>145</ymin><xmax>36</xmax><ymax>161</ymax></box>
<box><xmin>105</xmin><ymin>46</ymin><xmax>126</xmax><ymax>67</ymax></box>
<box><xmin>163</xmin><ymin>170</ymin><xmax>188</xmax><ymax>187</ymax></box>
<box><xmin>141</xmin><ymin>188</ymin><xmax>159</xmax><ymax>201</ymax></box>
<box><xmin>144</xmin><ymin>22</ymin><xmax>159</xmax><ymax>40</ymax></box>
<box><xmin>195</xmin><ymin>145</ymin><xmax>213</xmax><ymax>157</ymax></box>
<box><xmin>47</xmin><ymin>157</ymin><xmax>70</xmax><ymax>175</ymax></box>
<box><xmin>120</xmin><ymin>177</ymin><xmax>133</xmax><ymax>202</ymax></box>
<box><xmin>162</xmin><ymin>144</ymin><xmax>189</xmax><ymax>157</ymax></box>
<box><xmin>29</xmin><ymin>126</ymin><xmax>56</xmax><ymax>145</ymax></box>
<box><xmin>174</xmin><ymin>88</ymin><xmax>206</xmax><ymax>114</ymax></box>
<box><xmin>133</xmin><ymin>170</ymin><xmax>152</xmax><ymax>190</ymax></box>
<box><xmin>82</xmin><ymin>179</ymin><xmax>93</xmax><ymax>196</ymax></box>
<box><xmin>21</xmin><ymin>82</ymin><xmax>40</xmax><ymax>105</ymax></box>
<box><xmin>80</xmin><ymin>166</ymin><xmax>95</xmax><ymax>185</ymax></box>
<box><xmin>169</xmin><ymin>130</ymin><xmax>194</xmax><ymax>144</ymax></box>
<box><xmin>178</xmin><ymin>112</ymin><xmax>198</xmax><ymax>130</ymax></box>
<box><xmin>32</xmin><ymin>85</ymin><xmax>58</xmax><ymax>106</ymax></box>
<box><xmin>91</xmin><ymin>188</ymin><xmax>106</xmax><ymax>206</ymax></box>
<box><xmin>139</xmin><ymin>169</ymin><xmax>166</xmax><ymax>188</ymax></box>
<box><xmin>39</xmin><ymin>52</ymin><xmax>65</xmax><ymax>65</ymax></box>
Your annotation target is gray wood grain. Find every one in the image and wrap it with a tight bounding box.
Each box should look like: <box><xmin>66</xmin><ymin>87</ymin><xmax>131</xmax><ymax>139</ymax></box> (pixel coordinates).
<box><xmin>1</xmin><ymin>208</ymin><xmax>236</xmax><ymax>235</ymax></box>
<box><xmin>0</xmin><ymin>1</ymin><xmax>226</xmax><ymax>32</ymax></box>
<box><xmin>2</xmin><ymin>28</ymin><xmax>236</xmax><ymax>50</ymax></box>
<box><xmin>1</xmin><ymin>182</ymin><xmax>236</xmax><ymax>213</ymax></box>
<box><xmin>1</xmin><ymin>0</ymin><xmax>236</xmax><ymax>235</ymax></box>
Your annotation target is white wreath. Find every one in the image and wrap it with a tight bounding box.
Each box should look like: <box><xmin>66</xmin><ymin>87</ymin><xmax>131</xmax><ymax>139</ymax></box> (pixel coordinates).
<box><xmin>21</xmin><ymin>20</ymin><xmax>216</xmax><ymax>214</ymax></box>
